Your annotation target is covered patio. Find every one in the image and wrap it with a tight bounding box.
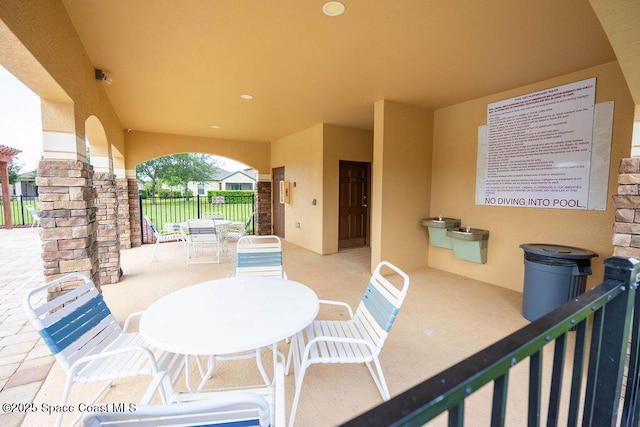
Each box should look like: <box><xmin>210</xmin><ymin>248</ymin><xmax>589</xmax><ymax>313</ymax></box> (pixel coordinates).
<box><xmin>1</xmin><ymin>228</ymin><xmax>536</xmax><ymax>426</ymax></box>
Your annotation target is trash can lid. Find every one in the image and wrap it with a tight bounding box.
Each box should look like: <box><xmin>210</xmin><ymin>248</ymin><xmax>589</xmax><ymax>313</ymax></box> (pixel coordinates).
<box><xmin>519</xmin><ymin>243</ymin><xmax>597</xmax><ymax>259</ymax></box>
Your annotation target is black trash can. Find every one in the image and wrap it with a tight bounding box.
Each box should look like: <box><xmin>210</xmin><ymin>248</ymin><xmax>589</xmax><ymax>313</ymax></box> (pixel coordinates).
<box><xmin>519</xmin><ymin>244</ymin><xmax>598</xmax><ymax>321</ymax></box>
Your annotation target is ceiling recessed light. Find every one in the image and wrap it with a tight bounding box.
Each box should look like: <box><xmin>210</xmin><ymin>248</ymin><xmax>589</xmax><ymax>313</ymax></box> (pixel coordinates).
<box><xmin>240</xmin><ymin>94</ymin><xmax>254</xmax><ymax>100</ymax></box>
<box><xmin>322</xmin><ymin>1</ymin><xmax>345</xmax><ymax>17</ymax></box>
<box><xmin>210</xmin><ymin>125</ymin><xmax>220</xmax><ymax>129</ymax></box>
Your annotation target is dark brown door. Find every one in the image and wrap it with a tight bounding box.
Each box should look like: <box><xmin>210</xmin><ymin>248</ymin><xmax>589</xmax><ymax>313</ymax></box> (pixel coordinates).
<box><xmin>339</xmin><ymin>161</ymin><xmax>370</xmax><ymax>249</ymax></box>
<box><xmin>272</xmin><ymin>167</ymin><xmax>285</xmax><ymax>238</ymax></box>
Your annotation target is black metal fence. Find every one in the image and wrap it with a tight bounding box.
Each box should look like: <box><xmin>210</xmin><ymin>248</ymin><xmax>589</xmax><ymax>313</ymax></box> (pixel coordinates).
<box><xmin>342</xmin><ymin>256</ymin><xmax>640</xmax><ymax>427</ymax></box>
<box><xmin>140</xmin><ymin>193</ymin><xmax>255</xmax><ymax>238</ymax></box>
<box><xmin>0</xmin><ymin>196</ymin><xmax>40</xmax><ymax>226</ymax></box>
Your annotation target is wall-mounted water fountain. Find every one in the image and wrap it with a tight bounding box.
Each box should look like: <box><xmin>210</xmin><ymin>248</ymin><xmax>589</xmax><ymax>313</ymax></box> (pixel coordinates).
<box><xmin>447</xmin><ymin>227</ymin><xmax>490</xmax><ymax>264</ymax></box>
<box><xmin>422</xmin><ymin>216</ymin><xmax>461</xmax><ymax>249</ymax></box>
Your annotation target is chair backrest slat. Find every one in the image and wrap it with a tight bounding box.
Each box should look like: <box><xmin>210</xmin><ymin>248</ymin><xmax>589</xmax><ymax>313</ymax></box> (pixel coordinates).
<box><xmin>23</xmin><ymin>272</ymin><xmax>124</xmax><ymax>373</ymax></box>
<box><xmin>29</xmin><ymin>281</ymin><xmax>97</xmax><ymax>322</ymax></box>
<box><xmin>360</xmin><ymin>282</ymin><xmax>400</xmax><ymax>332</ymax></box>
<box><xmin>39</xmin><ymin>294</ymin><xmax>111</xmax><ymax>354</ymax></box>
<box><xmin>189</xmin><ymin>227</ymin><xmax>216</xmax><ymax>235</ymax></box>
<box><xmin>83</xmin><ymin>391</ymin><xmax>271</xmax><ymax>426</ymax></box>
<box><xmin>237</xmin><ymin>252</ymin><xmax>282</xmax><ymax>267</ymax></box>
<box><xmin>236</xmin><ymin>236</ymin><xmax>285</xmax><ymax>278</ymax></box>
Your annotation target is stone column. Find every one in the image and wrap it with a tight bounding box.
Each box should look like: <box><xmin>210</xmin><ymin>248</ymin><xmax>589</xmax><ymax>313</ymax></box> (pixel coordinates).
<box><xmin>116</xmin><ymin>178</ymin><xmax>132</xmax><ymax>249</ymax></box>
<box><xmin>94</xmin><ymin>172</ymin><xmax>121</xmax><ymax>285</ymax></box>
<box><xmin>613</xmin><ymin>158</ymin><xmax>640</xmax><ymax>258</ymax></box>
<box><xmin>255</xmin><ymin>181</ymin><xmax>272</xmax><ymax>235</ymax></box>
<box><xmin>36</xmin><ymin>160</ymin><xmax>99</xmax><ymax>292</ymax></box>
<box><xmin>128</xmin><ymin>178</ymin><xmax>142</xmax><ymax>247</ymax></box>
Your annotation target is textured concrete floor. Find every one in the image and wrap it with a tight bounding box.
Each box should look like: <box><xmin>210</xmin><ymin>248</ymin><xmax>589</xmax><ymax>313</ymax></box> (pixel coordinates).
<box><xmin>16</xmin><ymin>235</ymin><xmax>544</xmax><ymax>426</ymax></box>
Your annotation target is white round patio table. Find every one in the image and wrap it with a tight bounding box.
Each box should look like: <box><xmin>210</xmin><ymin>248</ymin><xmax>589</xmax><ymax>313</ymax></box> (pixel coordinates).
<box><xmin>140</xmin><ymin>276</ymin><xmax>319</xmax><ymax>389</ymax></box>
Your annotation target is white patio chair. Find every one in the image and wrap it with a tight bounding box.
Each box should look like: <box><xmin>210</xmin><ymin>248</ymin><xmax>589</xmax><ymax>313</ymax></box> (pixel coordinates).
<box><xmin>25</xmin><ymin>204</ymin><xmax>40</xmax><ymax>227</ymax></box>
<box><xmin>235</xmin><ymin>235</ymin><xmax>287</xmax><ymax>279</ymax></box>
<box><xmin>24</xmin><ymin>272</ymin><xmax>184</xmax><ymax>427</ymax></box>
<box><xmin>286</xmin><ymin>261</ymin><xmax>410</xmax><ymax>427</ymax></box>
<box><xmin>222</xmin><ymin>213</ymin><xmax>253</xmax><ymax>253</ymax></box>
<box><xmin>144</xmin><ymin>216</ymin><xmax>184</xmax><ymax>262</ymax></box>
<box><xmin>225</xmin><ymin>213</ymin><xmax>252</xmax><ymax>240</ymax></box>
<box><xmin>187</xmin><ymin>219</ymin><xmax>222</xmax><ymax>264</ymax></box>
<box><xmin>82</xmin><ymin>363</ymin><xmax>286</xmax><ymax>427</ymax></box>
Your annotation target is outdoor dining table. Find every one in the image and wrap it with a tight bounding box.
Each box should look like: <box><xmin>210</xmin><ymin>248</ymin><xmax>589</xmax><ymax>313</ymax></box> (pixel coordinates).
<box><xmin>139</xmin><ymin>276</ymin><xmax>320</xmax><ymax>390</ymax></box>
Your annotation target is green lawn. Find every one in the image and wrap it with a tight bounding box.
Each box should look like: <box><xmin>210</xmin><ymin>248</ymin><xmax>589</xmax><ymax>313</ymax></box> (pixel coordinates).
<box><xmin>141</xmin><ymin>198</ymin><xmax>254</xmax><ymax>232</ymax></box>
<box><xmin>0</xmin><ymin>199</ymin><xmax>38</xmax><ymax>226</ymax></box>
<box><xmin>1</xmin><ymin>196</ymin><xmax>254</xmax><ymax>232</ymax></box>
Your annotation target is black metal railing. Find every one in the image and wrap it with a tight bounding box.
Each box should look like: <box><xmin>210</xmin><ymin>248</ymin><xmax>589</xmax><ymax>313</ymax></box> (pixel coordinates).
<box><xmin>0</xmin><ymin>196</ymin><xmax>40</xmax><ymax>226</ymax></box>
<box><xmin>342</xmin><ymin>256</ymin><xmax>640</xmax><ymax>426</ymax></box>
<box><xmin>140</xmin><ymin>193</ymin><xmax>255</xmax><ymax>239</ymax></box>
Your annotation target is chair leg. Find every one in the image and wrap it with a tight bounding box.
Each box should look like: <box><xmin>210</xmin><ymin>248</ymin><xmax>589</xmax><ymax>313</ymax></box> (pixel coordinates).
<box><xmin>56</xmin><ymin>379</ymin><xmax>75</xmax><ymax>427</ymax></box>
<box><xmin>285</xmin><ymin>341</ymin><xmax>294</xmax><ymax>375</ymax></box>
<box><xmin>288</xmin><ymin>365</ymin><xmax>308</xmax><ymax>427</ymax></box>
<box><xmin>366</xmin><ymin>357</ymin><xmax>391</xmax><ymax>401</ymax></box>
<box><xmin>151</xmin><ymin>240</ymin><xmax>160</xmax><ymax>262</ymax></box>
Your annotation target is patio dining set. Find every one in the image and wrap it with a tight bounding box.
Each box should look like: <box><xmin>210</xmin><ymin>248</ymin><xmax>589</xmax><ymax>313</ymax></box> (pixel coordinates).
<box><xmin>145</xmin><ymin>214</ymin><xmax>253</xmax><ymax>265</ymax></box>
<box><xmin>23</xmin><ymin>229</ymin><xmax>410</xmax><ymax>426</ymax></box>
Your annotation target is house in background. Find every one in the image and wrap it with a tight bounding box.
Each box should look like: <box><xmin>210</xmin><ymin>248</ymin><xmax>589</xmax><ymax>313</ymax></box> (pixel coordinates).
<box><xmin>187</xmin><ymin>168</ymin><xmax>256</xmax><ymax>196</ymax></box>
<box><xmin>11</xmin><ymin>170</ymin><xmax>37</xmax><ymax>197</ymax></box>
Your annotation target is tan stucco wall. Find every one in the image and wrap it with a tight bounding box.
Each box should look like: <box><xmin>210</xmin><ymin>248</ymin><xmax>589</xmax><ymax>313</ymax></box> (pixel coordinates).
<box><xmin>372</xmin><ymin>101</ymin><xmax>433</xmax><ymax>272</ymax></box>
<box><xmin>0</xmin><ymin>1</ymin><xmax>124</xmax><ymax>160</ymax></box>
<box><xmin>271</xmin><ymin>124</ymin><xmax>324</xmax><ymax>253</ymax></box>
<box><xmin>270</xmin><ymin>123</ymin><xmax>373</xmax><ymax>255</ymax></box>
<box><xmin>323</xmin><ymin>125</ymin><xmax>373</xmax><ymax>254</ymax></box>
<box><xmin>124</xmin><ymin>131</ymin><xmax>271</xmax><ymax>174</ymax></box>
<box><xmin>430</xmin><ymin>61</ymin><xmax>634</xmax><ymax>292</ymax></box>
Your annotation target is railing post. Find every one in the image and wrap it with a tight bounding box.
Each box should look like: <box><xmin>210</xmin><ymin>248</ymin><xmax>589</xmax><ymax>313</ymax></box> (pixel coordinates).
<box><xmin>622</xmin><ymin>259</ymin><xmax>640</xmax><ymax>426</ymax></box>
<box><xmin>583</xmin><ymin>257</ymin><xmax>640</xmax><ymax>426</ymax></box>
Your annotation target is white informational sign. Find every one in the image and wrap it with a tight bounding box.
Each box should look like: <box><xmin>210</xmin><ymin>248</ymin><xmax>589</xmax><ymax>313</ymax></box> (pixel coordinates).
<box><xmin>477</xmin><ymin>78</ymin><xmax>596</xmax><ymax>210</ymax></box>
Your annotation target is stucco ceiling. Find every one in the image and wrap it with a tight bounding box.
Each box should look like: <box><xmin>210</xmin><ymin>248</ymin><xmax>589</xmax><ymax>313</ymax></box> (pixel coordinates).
<box><xmin>61</xmin><ymin>0</ymin><xmax>616</xmax><ymax>143</ymax></box>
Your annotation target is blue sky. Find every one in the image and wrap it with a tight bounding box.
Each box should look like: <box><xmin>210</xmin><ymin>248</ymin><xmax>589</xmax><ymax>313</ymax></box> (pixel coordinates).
<box><xmin>0</xmin><ymin>65</ymin><xmax>246</xmax><ymax>172</ymax></box>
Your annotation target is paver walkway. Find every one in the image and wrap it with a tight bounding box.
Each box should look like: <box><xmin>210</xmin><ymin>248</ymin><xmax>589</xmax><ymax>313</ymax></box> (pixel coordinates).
<box><xmin>0</xmin><ymin>227</ymin><xmax>50</xmax><ymax>427</ymax></box>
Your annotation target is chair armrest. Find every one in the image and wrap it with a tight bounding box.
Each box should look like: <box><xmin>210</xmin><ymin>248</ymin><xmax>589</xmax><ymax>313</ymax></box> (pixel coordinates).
<box><xmin>318</xmin><ymin>299</ymin><xmax>354</xmax><ymax>318</ymax></box>
<box><xmin>123</xmin><ymin>311</ymin><xmax>145</xmax><ymax>332</ymax></box>
<box><xmin>303</xmin><ymin>335</ymin><xmax>376</xmax><ymax>361</ymax></box>
<box><xmin>68</xmin><ymin>345</ymin><xmax>160</xmax><ymax>380</ymax></box>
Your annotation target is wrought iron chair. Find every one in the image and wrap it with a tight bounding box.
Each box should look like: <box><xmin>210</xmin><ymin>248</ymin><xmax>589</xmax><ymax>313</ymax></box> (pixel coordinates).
<box><xmin>286</xmin><ymin>261</ymin><xmax>410</xmax><ymax>427</ymax></box>
<box><xmin>144</xmin><ymin>216</ymin><xmax>184</xmax><ymax>262</ymax></box>
<box><xmin>23</xmin><ymin>272</ymin><xmax>184</xmax><ymax>427</ymax></box>
<box><xmin>235</xmin><ymin>235</ymin><xmax>287</xmax><ymax>279</ymax></box>
<box><xmin>82</xmin><ymin>363</ymin><xmax>286</xmax><ymax>427</ymax></box>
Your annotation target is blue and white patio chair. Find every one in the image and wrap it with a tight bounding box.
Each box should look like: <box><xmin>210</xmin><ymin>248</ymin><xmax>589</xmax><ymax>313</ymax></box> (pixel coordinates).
<box><xmin>82</xmin><ymin>363</ymin><xmax>286</xmax><ymax>427</ymax></box>
<box><xmin>24</xmin><ymin>272</ymin><xmax>185</xmax><ymax>427</ymax></box>
<box><xmin>235</xmin><ymin>235</ymin><xmax>287</xmax><ymax>279</ymax></box>
<box><xmin>144</xmin><ymin>216</ymin><xmax>184</xmax><ymax>262</ymax></box>
<box><xmin>286</xmin><ymin>261</ymin><xmax>410</xmax><ymax>427</ymax></box>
